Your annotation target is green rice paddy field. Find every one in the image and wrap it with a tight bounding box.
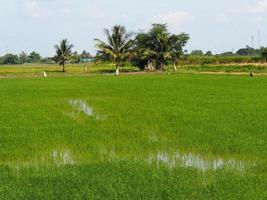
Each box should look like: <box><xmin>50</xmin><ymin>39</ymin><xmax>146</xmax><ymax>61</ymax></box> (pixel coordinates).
<box><xmin>0</xmin><ymin>73</ymin><xmax>266</xmax><ymax>199</ymax></box>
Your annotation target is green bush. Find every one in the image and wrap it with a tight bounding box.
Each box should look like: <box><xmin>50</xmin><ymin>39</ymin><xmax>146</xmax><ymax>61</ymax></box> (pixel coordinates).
<box><xmin>179</xmin><ymin>55</ymin><xmax>263</xmax><ymax>65</ymax></box>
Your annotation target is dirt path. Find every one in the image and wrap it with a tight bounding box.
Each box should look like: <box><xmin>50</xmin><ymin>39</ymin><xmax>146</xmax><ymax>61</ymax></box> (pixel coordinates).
<box><xmin>0</xmin><ymin>71</ymin><xmax>266</xmax><ymax>79</ymax></box>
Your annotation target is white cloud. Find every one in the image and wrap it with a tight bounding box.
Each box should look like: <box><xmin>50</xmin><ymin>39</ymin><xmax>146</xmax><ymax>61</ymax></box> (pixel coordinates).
<box><xmin>216</xmin><ymin>1</ymin><xmax>267</xmax><ymax>24</ymax></box>
<box><xmin>152</xmin><ymin>11</ymin><xmax>193</xmax><ymax>26</ymax></box>
<box><xmin>233</xmin><ymin>0</ymin><xmax>267</xmax><ymax>14</ymax></box>
<box><xmin>216</xmin><ymin>13</ymin><xmax>228</xmax><ymax>23</ymax></box>
<box><xmin>25</xmin><ymin>0</ymin><xmax>41</xmax><ymax>17</ymax></box>
<box><xmin>25</xmin><ymin>0</ymin><xmax>51</xmax><ymax>18</ymax></box>
<box><xmin>82</xmin><ymin>5</ymin><xmax>105</xmax><ymax>18</ymax></box>
<box><xmin>24</xmin><ymin>1</ymin><xmax>73</xmax><ymax>18</ymax></box>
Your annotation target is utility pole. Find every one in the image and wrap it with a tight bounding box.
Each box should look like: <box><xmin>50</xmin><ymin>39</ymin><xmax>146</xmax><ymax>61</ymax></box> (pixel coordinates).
<box><xmin>258</xmin><ymin>30</ymin><xmax>261</xmax><ymax>48</ymax></box>
<box><xmin>251</xmin><ymin>36</ymin><xmax>254</xmax><ymax>48</ymax></box>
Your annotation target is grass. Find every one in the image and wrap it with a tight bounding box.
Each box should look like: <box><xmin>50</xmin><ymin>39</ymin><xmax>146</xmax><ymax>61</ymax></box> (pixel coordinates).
<box><xmin>2</xmin><ymin>63</ymin><xmax>267</xmax><ymax>79</ymax></box>
<box><xmin>177</xmin><ymin>64</ymin><xmax>267</xmax><ymax>74</ymax></box>
<box><xmin>0</xmin><ymin>63</ymin><xmax>140</xmax><ymax>77</ymax></box>
<box><xmin>0</xmin><ymin>73</ymin><xmax>266</xmax><ymax>199</ymax></box>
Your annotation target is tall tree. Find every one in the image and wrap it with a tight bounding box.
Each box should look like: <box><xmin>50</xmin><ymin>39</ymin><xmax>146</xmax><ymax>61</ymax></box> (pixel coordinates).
<box><xmin>28</xmin><ymin>51</ymin><xmax>41</xmax><ymax>63</ymax></box>
<box><xmin>19</xmin><ymin>51</ymin><xmax>29</xmax><ymax>64</ymax></box>
<box><xmin>94</xmin><ymin>25</ymin><xmax>133</xmax><ymax>75</ymax></box>
<box><xmin>261</xmin><ymin>47</ymin><xmax>267</xmax><ymax>62</ymax></box>
<box><xmin>133</xmin><ymin>32</ymin><xmax>157</xmax><ymax>70</ymax></box>
<box><xmin>191</xmin><ymin>50</ymin><xmax>204</xmax><ymax>56</ymax></box>
<box><xmin>134</xmin><ymin>24</ymin><xmax>190</xmax><ymax>70</ymax></box>
<box><xmin>1</xmin><ymin>54</ymin><xmax>20</xmax><ymax>64</ymax></box>
<box><xmin>168</xmin><ymin>33</ymin><xmax>190</xmax><ymax>71</ymax></box>
<box><xmin>148</xmin><ymin>24</ymin><xmax>170</xmax><ymax>70</ymax></box>
<box><xmin>54</xmin><ymin>39</ymin><xmax>74</xmax><ymax>72</ymax></box>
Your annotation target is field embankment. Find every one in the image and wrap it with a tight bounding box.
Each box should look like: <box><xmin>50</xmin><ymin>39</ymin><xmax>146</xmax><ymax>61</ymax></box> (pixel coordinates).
<box><xmin>2</xmin><ymin>63</ymin><xmax>267</xmax><ymax>78</ymax></box>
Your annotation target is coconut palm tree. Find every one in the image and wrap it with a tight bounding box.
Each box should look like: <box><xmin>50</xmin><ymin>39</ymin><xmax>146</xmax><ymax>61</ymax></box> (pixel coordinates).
<box><xmin>54</xmin><ymin>39</ymin><xmax>74</xmax><ymax>72</ymax></box>
<box><xmin>133</xmin><ymin>32</ymin><xmax>157</xmax><ymax>71</ymax></box>
<box><xmin>133</xmin><ymin>24</ymin><xmax>190</xmax><ymax>71</ymax></box>
<box><xmin>134</xmin><ymin>24</ymin><xmax>170</xmax><ymax>70</ymax></box>
<box><xmin>148</xmin><ymin>24</ymin><xmax>170</xmax><ymax>70</ymax></box>
<box><xmin>95</xmin><ymin>25</ymin><xmax>133</xmax><ymax>75</ymax></box>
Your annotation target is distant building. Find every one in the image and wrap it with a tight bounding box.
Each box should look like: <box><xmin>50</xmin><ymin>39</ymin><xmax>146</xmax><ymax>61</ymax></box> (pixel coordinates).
<box><xmin>80</xmin><ymin>58</ymin><xmax>94</xmax><ymax>63</ymax></box>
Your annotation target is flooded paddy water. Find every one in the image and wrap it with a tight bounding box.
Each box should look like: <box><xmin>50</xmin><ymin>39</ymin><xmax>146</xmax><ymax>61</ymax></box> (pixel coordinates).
<box><xmin>68</xmin><ymin>99</ymin><xmax>104</xmax><ymax>120</ymax></box>
<box><xmin>151</xmin><ymin>151</ymin><xmax>255</xmax><ymax>173</ymax></box>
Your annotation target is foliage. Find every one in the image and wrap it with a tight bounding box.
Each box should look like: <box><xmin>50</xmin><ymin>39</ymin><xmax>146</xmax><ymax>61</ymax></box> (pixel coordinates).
<box><xmin>133</xmin><ymin>24</ymin><xmax>189</xmax><ymax>70</ymax></box>
<box><xmin>220</xmin><ymin>51</ymin><xmax>234</xmax><ymax>56</ymax></box>
<box><xmin>191</xmin><ymin>50</ymin><xmax>204</xmax><ymax>56</ymax></box>
<box><xmin>179</xmin><ymin>55</ymin><xmax>262</xmax><ymax>65</ymax></box>
<box><xmin>205</xmin><ymin>51</ymin><xmax>213</xmax><ymax>56</ymax></box>
<box><xmin>236</xmin><ymin>46</ymin><xmax>260</xmax><ymax>56</ymax></box>
<box><xmin>54</xmin><ymin>39</ymin><xmax>74</xmax><ymax>72</ymax></box>
<box><xmin>94</xmin><ymin>25</ymin><xmax>133</xmax><ymax>72</ymax></box>
<box><xmin>71</xmin><ymin>51</ymin><xmax>81</xmax><ymax>64</ymax></box>
<box><xmin>260</xmin><ymin>47</ymin><xmax>267</xmax><ymax>61</ymax></box>
<box><xmin>0</xmin><ymin>52</ymin><xmax>53</xmax><ymax>65</ymax></box>
<box><xmin>180</xmin><ymin>64</ymin><xmax>267</xmax><ymax>74</ymax></box>
<box><xmin>168</xmin><ymin>32</ymin><xmax>190</xmax><ymax>63</ymax></box>
<box><xmin>19</xmin><ymin>51</ymin><xmax>29</xmax><ymax>63</ymax></box>
<box><xmin>28</xmin><ymin>51</ymin><xmax>41</xmax><ymax>63</ymax></box>
<box><xmin>80</xmin><ymin>50</ymin><xmax>93</xmax><ymax>59</ymax></box>
<box><xmin>0</xmin><ymin>54</ymin><xmax>20</xmax><ymax>64</ymax></box>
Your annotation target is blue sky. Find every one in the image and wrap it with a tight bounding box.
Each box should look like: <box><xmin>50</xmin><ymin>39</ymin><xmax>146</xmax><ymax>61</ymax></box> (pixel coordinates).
<box><xmin>0</xmin><ymin>0</ymin><xmax>267</xmax><ymax>56</ymax></box>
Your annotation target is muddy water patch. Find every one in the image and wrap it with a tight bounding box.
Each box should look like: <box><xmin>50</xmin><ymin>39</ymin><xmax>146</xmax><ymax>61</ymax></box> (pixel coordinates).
<box><xmin>150</xmin><ymin>151</ymin><xmax>255</xmax><ymax>173</ymax></box>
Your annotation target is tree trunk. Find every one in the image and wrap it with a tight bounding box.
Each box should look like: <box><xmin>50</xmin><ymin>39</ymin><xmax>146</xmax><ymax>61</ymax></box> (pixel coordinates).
<box><xmin>148</xmin><ymin>60</ymin><xmax>153</xmax><ymax>71</ymax></box>
<box><xmin>147</xmin><ymin>60</ymin><xmax>150</xmax><ymax>71</ymax></box>
<box><xmin>115</xmin><ymin>63</ymin><xmax>119</xmax><ymax>76</ymax></box>
<box><xmin>160</xmin><ymin>62</ymin><xmax>164</xmax><ymax>71</ymax></box>
<box><xmin>150</xmin><ymin>61</ymin><xmax>154</xmax><ymax>71</ymax></box>
<box><xmin>62</xmin><ymin>63</ymin><xmax>65</xmax><ymax>72</ymax></box>
<box><xmin>173</xmin><ymin>62</ymin><xmax>177</xmax><ymax>71</ymax></box>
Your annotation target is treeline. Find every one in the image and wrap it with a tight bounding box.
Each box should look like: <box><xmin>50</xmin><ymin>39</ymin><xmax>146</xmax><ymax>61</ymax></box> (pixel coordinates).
<box><xmin>181</xmin><ymin>46</ymin><xmax>267</xmax><ymax>65</ymax></box>
<box><xmin>0</xmin><ymin>50</ymin><xmax>93</xmax><ymax>65</ymax></box>
<box><xmin>2</xmin><ymin>23</ymin><xmax>267</xmax><ymax>71</ymax></box>
<box><xmin>93</xmin><ymin>24</ymin><xmax>267</xmax><ymax>74</ymax></box>
<box><xmin>190</xmin><ymin>46</ymin><xmax>263</xmax><ymax>57</ymax></box>
<box><xmin>179</xmin><ymin>55</ymin><xmax>263</xmax><ymax>65</ymax></box>
<box><xmin>94</xmin><ymin>24</ymin><xmax>190</xmax><ymax>74</ymax></box>
<box><xmin>0</xmin><ymin>52</ymin><xmax>44</xmax><ymax>65</ymax></box>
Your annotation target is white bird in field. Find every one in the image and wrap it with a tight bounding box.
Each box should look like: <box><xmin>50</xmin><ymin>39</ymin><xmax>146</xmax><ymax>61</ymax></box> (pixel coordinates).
<box><xmin>43</xmin><ymin>71</ymin><xmax>48</xmax><ymax>77</ymax></box>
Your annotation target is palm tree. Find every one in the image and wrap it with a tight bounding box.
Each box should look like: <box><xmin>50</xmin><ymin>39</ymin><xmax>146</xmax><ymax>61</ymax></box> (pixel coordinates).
<box><xmin>148</xmin><ymin>24</ymin><xmax>170</xmax><ymax>70</ymax></box>
<box><xmin>95</xmin><ymin>25</ymin><xmax>133</xmax><ymax>75</ymax></box>
<box><xmin>135</xmin><ymin>24</ymin><xmax>170</xmax><ymax>70</ymax></box>
<box><xmin>54</xmin><ymin>39</ymin><xmax>74</xmax><ymax>72</ymax></box>
<box><xmin>134</xmin><ymin>32</ymin><xmax>157</xmax><ymax>71</ymax></box>
<box><xmin>134</xmin><ymin>24</ymin><xmax>190</xmax><ymax>71</ymax></box>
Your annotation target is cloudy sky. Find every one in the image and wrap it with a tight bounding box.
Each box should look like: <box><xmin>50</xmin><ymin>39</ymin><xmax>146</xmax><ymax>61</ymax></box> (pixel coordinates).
<box><xmin>0</xmin><ymin>0</ymin><xmax>267</xmax><ymax>56</ymax></box>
